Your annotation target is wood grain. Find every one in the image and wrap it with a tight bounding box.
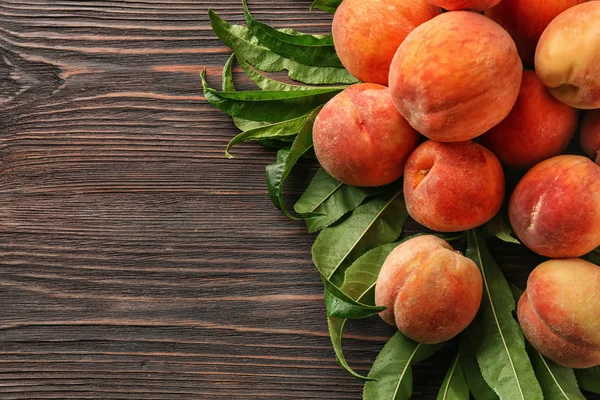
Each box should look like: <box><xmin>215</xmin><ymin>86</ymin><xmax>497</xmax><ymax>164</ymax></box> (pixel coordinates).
<box><xmin>0</xmin><ymin>1</ymin><xmax>597</xmax><ymax>399</ymax></box>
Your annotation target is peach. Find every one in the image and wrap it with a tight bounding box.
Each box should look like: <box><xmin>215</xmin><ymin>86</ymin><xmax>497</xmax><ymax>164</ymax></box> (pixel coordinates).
<box><xmin>479</xmin><ymin>70</ymin><xmax>579</xmax><ymax>170</ymax></box>
<box><xmin>375</xmin><ymin>235</ymin><xmax>483</xmax><ymax>344</ymax></box>
<box><xmin>428</xmin><ymin>0</ymin><xmax>500</xmax><ymax>11</ymax></box>
<box><xmin>535</xmin><ymin>2</ymin><xmax>600</xmax><ymax>109</ymax></box>
<box><xmin>389</xmin><ymin>12</ymin><xmax>522</xmax><ymax>142</ymax></box>
<box><xmin>403</xmin><ymin>140</ymin><xmax>505</xmax><ymax>232</ymax></box>
<box><xmin>581</xmin><ymin>110</ymin><xmax>600</xmax><ymax>160</ymax></box>
<box><xmin>332</xmin><ymin>0</ymin><xmax>441</xmax><ymax>85</ymax></box>
<box><xmin>485</xmin><ymin>0</ymin><xmax>586</xmax><ymax>65</ymax></box>
<box><xmin>509</xmin><ymin>155</ymin><xmax>600</xmax><ymax>258</ymax></box>
<box><xmin>313</xmin><ymin>83</ymin><xmax>420</xmax><ymax>187</ymax></box>
<box><xmin>518</xmin><ymin>258</ymin><xmax>600</xmax><ymax>368</ymax></box>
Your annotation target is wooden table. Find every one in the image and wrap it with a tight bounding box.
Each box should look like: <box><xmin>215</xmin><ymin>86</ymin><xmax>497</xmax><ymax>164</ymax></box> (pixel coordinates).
<box><xmin>1</xmin><ymin>1</ymin><xmax>597</xmax><ymax>399</ymax></box>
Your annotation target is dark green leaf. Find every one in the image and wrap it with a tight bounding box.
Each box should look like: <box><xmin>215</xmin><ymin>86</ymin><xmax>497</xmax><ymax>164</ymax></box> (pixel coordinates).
<box><xmin>582</xmin><ymin>248</ymin><xmax>600</xmax><ymax>265</ymax></box>
<box><xmin>484</xmin><ymin>212</ymin><xmax>520</xmax><ymax>244</ymax></box>
<box><xmin>459</xmin><ymin>335</ymin><xmax>499</xmax><ymax>400</ymax></box>
<box><xmin>209</xmin><ymin>9</ymin><xmax>357</xmax><ymax>85</ymax></box>
<box><xmin>310</xmin><ymin>0</ymin><xmax>343</xmax><ymax>13</ymax></box>
<box><xmin>464</xmin><ymin>230</ymin><xmax>543</xmax><ymax>400</ymax></box>
<box><xmin>265</xmin><ymin>108</ymin><xmax>320</xmax><ymax>219</ymax></box>
<box><xmin>202</xmin><ymin>70</ymin><xmax>339</xmax><ymax>123</ymax></box>
<box><xmin>257</xmin><ymin>138</ymin><xmax>295</xmax><ymax>149</ymax></box>
<box><xmin>324</xmin><ymin>287</ymin><xmax>385</xmax><ymax>319</ymax></box>
<box><xmin>436</xmin><ymin>355</ymin><xmax>470</xmax><ymax>400</ymax></box>
<box><xmin>225</xmin><ymin>115</ymin><xmax>308</xmax><ymax>158</ymax></box>
<box><xmin>363</xmin><ymin>332</ymin><xmax>442</xmax><ymax>400</ymax></box>
<box><xmin>327</xmin><ymin>316</ymin><xmax>373</xmax><ymax>381</ymax></box>
<box><xmin>243</xmin><ymin>0</ymin><xmax>342</xmax><ymax>68</ymax></box>
<box><xmin>294</xmin><ymin>168</ymin><xmax>377</xmax><ymax>233</ymax></box>
<box><xmin>576</xmin><ymin>367</ymin><xmax>600</xmax><ymax>394</ymax></box>
<box><xmin>312</xmin><ymin>187</ymin><xmax>408</xmax><ymax>286</ymax></box>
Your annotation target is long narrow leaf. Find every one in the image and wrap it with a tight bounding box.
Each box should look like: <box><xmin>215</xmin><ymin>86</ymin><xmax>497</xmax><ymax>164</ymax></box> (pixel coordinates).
<box><xmin>436</xmin><ymin>355</ymin><xmax>470</xmax><ymax>400</ymax></box>
<box><xmin>311</xmin><ymin>0</ymin><xmax>343</xmax><ymax>12</ymax></box>
<box><xmin>459</xmin><ymin>336</ymin><xmax>499</xmax><ymax>400</ymax></box>
<box><xmin>464</xmin><ymin>230</ymin><xmax>543</xmax><ymax>400</ymax></box>
<box><xmin>575</xmin><ymin>367</ymin><xmax>600</xmax><ymax>394</ymax></box>
<box><xmin>221</xmin><ymin>54</ymin><xmax>264</xmax><ymax>131</ymax></box>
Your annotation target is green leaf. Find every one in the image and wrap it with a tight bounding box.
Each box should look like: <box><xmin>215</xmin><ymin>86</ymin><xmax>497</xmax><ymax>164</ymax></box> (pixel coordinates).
<box><xmin>327</xmin><ymin>316</ymin><xmax>373</xmax><ymax>381</ymax></box>
<box><xmin>459</xmin><ymin>335</ymin><xmax>499</xmax><ymax>400</ymax></box>
<box><xmin>363</xmin><ymin>332</ymin><xmax>442</xmax><ymax>400</ymax></box>
<box><xmin>209</xmin><ymin>9</ymin><xmax>357</xmax><ymax>85</ymax></box>
<box><xmin>294</xmin><ymin>168</ymin><xmax>377</xmax><ymax>233</ymax></box>
<box><xmin>225</xmin><ymin>115</ymin><xmax>309</xmax><ymax>158</ymax></box>
<box><xmin>243</xmin><ymin>0</ymin><xmax>342</xmax><ymax>68</ymax></box>
<box><xmin>312</xmin><ymin>187</ymin><xmax>408</xmax><ymax>286</ymax></box>
<box><xmin>464</xmin><ymin>230</ymin><xmax>543</xmax><ymax>400</ymax></box>
<box><xmin>310</xmin><ymin>0</ymin><xmax>343</xmax><ymax>13</ymax></box>
<box><xmin>202</xmin><ymin>70</ymin><xmax>339</xmax><ymax>124</ymax></box>
<box><xmin>484</xmin><ymin>212</ymin><xmax>520</xmax><ymax>244</ymax></box>
<box><xmin>324</xmin><ymin>287</ymin><xmax>385</xmax><ymax>319</ymax></box>
<box><xmin>265</xmin><ymin>108</ymin><xmax>320</xmax><ymax>219</ymax></box>
<box><xmin>576</xmin><ymin>367</ymin><xmax>600</xmax><ymax>394</ymax></box>
<box><xmin>436</xmin><ymin>355</ymin><xmax>470</xmax><ymax>400</ymax></box>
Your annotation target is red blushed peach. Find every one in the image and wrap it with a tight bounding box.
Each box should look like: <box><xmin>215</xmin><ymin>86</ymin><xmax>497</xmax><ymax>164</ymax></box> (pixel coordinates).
<box><xmin>389</xmin><ymin>12</ymin><xmax>522</xmax><ymax>142</ymax></box>
<box><xmin>332</xmin><ymin>0</ymin><xmax>441</xmax><ymax>85</ymax></box>
<box><xmin>375</xmin><ymin>235</ymin><xmax>483</xmax><ymax>344</ymax></box>
<box><xmin>509</xmin><ymin>155</ymin><xmax>600</xmax><ymax>258</ymax></box>
<box><xmin>479</xmin><ymin>70</ymin><xmax>579</xmax><ymax>169</ymax></box>
<box><xmin>313</xmin><ymin>83</ymin><xmax>420</xmax><ymax>187</ymax></box>
<box><xmin>403</xmin><ymin>140</ymin><xmax>505</xmax><ymax>232</ymax></box>
<box><xmin>518</xmin><ymin>259</ymin><xmax>600</xmax><ymax>368</ymax></box>
<box><xmin>581</xmin><ymin>110</ymin><xmax>600</xmax><ymax>160</ymax></box>
<box><xmin>428</xmin><ymin>0</ymin><xmax>500</xmax><ymax>11</ymax></box>
<box><xmin>485</xmin><ymin>0</ymin><xmax>586</xmax><ymax>65</ymax></box>
<box><xmin>535</xmin><ymin>2</ymin><xmax>600</xmax><ymax>109</ymax></box>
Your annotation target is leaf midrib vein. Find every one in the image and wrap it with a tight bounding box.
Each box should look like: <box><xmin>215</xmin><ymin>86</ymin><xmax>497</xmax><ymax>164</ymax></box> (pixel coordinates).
<box><xmin>539</xmin><ymin>353</ymin><xmax>571</xmax><ymax>399</ymax></box>
<box><xmin>441</xmin><ymin>356</ymin><xmax>460</xmax><ymax>400</ymax></box>
<box><xmin>391</xmin><ymin>343</ymin><xmax>420</xmax><ymax>400</ymax></box>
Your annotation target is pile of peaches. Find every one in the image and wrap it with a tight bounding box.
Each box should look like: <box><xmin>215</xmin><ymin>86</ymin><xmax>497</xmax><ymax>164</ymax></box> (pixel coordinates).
<box><xmin>314</xmin><ymin>0</ymin><xmax>600</xmax><ymax>369</ymax></box>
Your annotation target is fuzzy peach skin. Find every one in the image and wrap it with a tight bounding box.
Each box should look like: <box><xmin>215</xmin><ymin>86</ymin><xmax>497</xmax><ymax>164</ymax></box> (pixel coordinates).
<box><xmin>389</xmin><ymin>12</ymin><xmax>522</xmax><ymax>142</ymax></box>
<box><xmin>375</xmin><ymin>235</ymin><xmax>483</xmax><ymax>344</ymax></box>
<box><xmin>509</xmin><ymin>155</ymin><xmax>600</xmax><ymax>258</ymax></box>
<box><xmin>581</xmin><ymin>110</ymin><xmax>600</xmax><ymax>159</ymax></box>
<box><xmin>331</xmin><ymin>0</ymin><xmax>441</xmax><ymax>85</ymax></box>
<box><xmin>535</xmin><ymin>2</ymin><xmax>600</xmax><ymax>109</ymax></box>
<box><xmin>479</xmin><ymin>71</ymin><xmax>579</xmax><ymax>169</ymax></box>
<box><xmin>313</xmin><ymin>84</ymin><xmax>420</xmax><ymax>187</ymax></box>
<box><xmin>485</xmin><ymin>0</ymin><xmax>586</xmax><ymax>65</ymax></box>
<box><xmin>518</xmin><ymin>258</ymin><xmax>600</xmax><ymax>368</ymax></box>
<box><xmin>403</xmin><ymin>140</ymin><xmax>505</xmax><ymax>232</ymax></box>
<box><xmin>428</xmin><ymin>0</ymin><xmax>500</xmax><ymax>11</ymax></box>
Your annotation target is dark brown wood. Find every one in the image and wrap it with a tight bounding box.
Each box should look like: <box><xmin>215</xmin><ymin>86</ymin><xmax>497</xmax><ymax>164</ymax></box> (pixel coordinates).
<box><xmin>0</xmin><ymin>1</ymin><xmax>597</xmax><ymax>399</ymax></box>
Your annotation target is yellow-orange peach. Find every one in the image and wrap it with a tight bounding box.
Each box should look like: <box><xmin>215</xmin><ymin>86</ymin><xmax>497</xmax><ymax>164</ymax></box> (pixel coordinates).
<box><xmin>313</xmin><ymin>83</ymin><xmax>420</xmax><ymax>187</ymax></box>
<box><xmin>485</xmin><ymin>0</ymin><xmax>586</xmax><ymax>65</ymax></box>
<box><xmin>403</xmin><ymin>140</ymin><xmax>505</xmax><ymax>232</ymax></box>
<box><xmin>332</xmin><ymin>0</ymin><xmax>440</xmax><ymax>85</ymax></box>
<box><xmin>480</xmin><ymin>71</ymin><xmax>579</xmax><ymax>169</ymax></box>
<box><xmin>535</xmin><ymin>2</ymin><xmax>600</xmax><ymax>109</ymax></box>
<box><xmin>581</xmin><ymin>110</ymin><xmax>600</xmax><ymax>160</ymax></box>
<box><xmin>518</xmin><ymin>259</ymin><xmax>600</xmax><ymax>368</ymax></box>
<box><xmin>509</xmin><ymin>155</ymin><xmax>600</xmax><ymax>258</ymax></box>
<box><xmin>375</xmin><ymin>235</ymin><xmax>483</xmax><ymax>344</ymax></box>
<box><xmin>389</xmin><ymin>12</ymin><xmax>522</xmax><ymax>142</ymax></box>
<box><xmin>428</xmin><ymin>0</ymin><xmax>500</xmax><ymax>11</ymax></box>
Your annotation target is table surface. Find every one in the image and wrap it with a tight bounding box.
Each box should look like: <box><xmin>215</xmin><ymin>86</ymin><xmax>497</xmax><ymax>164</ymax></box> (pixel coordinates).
<box><xmin>1</xmin><ymin>1</ymin><xmax>598</xmax><ymax>399</ymax></box>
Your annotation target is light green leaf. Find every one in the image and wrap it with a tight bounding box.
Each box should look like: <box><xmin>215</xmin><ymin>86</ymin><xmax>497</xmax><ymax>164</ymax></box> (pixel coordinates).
<box><xmin>459</xmin><ymin>335</ymin><xmax>499</xmax><ymax>400</ymax></box>
<box><xmin>484</xmin><ymin>212</ymin><xmax>520</xmax><ymax>244</ymax></box>
<box><xmin>243</xmin><ymin>0</ymin><xmax>342</xmax><ymax>68</ymax></box>
<box><xmin>312</xmin><ymin>187</ymin><xmax>408</xmax><ymax>286</ymax></box>
<box><xmin>464</xmin><ymin>230</ymin><xmax>543</xmax><ymax>400</ymax></box>
<box><xmin>436</xmin><ymin>355</ymin><xmax>470</xmax><ymax>400</ymax></box>
<box><xmin>576</xmin><ymin>367</ymin><xmax>600</xmax><ymax>394</ymax></box>
<box><xmin>209</xmin><ymin>9</ymin><xmax>357</xmax><ymax>85</ymax></box>
<box><xmin>363</xmin><ymin>332</ymin><xmax>442</xmax><ymax>400</ymax></box>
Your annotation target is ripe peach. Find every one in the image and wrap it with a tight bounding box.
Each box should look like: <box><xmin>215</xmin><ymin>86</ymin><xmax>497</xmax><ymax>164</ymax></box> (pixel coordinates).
<box><xmin>479</xmin><ymin>71</ymin><xmax>579</xmax><ymax>170</ymax></box>
<box><xmin>518</xmin><ymin>258</ymin><xmax>600</xmax><ymax>368</ymax></box>
<box><xmin>332</xmin><ymin>0</ymin><xmax>441</xmax><ymax>85</ymax></box>
<box><xmin>509</xmin><ymin>155</ymin><xmax>600</xmax><ymax>258</ymax></box>
<box><xmin>428</xmin><ymin>0</ymin><xmax>500</xmax><ymax>11</ymax></box>
<box><xmin>581</xmin><ymin>110</ymin><xmax>600</xmax><ymax>160</ymax></box>
<box><xmin>313</xmin><ymin>83</ymin><xmax>420</xmax><ymax>187</ymax></box>
<box><xmin>535</xmin><ymin>2</ymin><xmax>600</xmax><ymax>109</ymax></box>
<box><xmin>375</xmin><ymin>235</ymin><xmax>483</xmax><ymax>344</ymax></box>
<box><xmin>389</xmin><ymin>11</ymin><xmax>522</xmax><ymax>142</ymax></box>
<box><xmin>485</xmin><ymin>0</ymin><xmax>586</xmax><ymax>65</ymax></box>
<box><xmin>404</xmin><ymin>140</ymin><xmax>505</xmax><ymax>232</ymax></box>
